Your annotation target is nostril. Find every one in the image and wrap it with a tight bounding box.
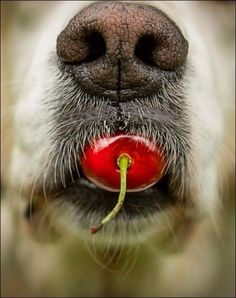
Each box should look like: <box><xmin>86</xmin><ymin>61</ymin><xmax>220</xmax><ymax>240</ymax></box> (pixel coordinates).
<box><xmin>83</xmin><ymin>31</ymin><xmax>106</xmax><ymax>63</ymax></box>
<box><xmin>135</xmin><ymin>35</ymin><xmax>157</xmax><ymax>67</ymax></box>
<box><xmin>57</xmin><ymin>30</ymin><xmax>106</xmax><ymax>64</ymax></box>
<box><xmin>135</xmin><ymin>32</ymin><xmax>188</xmax><ymax>71</ymax></box>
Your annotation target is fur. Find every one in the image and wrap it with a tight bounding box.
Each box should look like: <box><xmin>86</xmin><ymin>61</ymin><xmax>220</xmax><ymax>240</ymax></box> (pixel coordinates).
<box><xmin>2</xmin><ymin>1</ymin><xmax>235</xmax><ymax>297</ymax></box>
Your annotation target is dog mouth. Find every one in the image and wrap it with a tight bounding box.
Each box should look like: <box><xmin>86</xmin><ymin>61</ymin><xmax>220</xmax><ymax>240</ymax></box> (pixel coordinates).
<box><xmin>25</xmin><ymin>165</ymin><xmax>187</xmax><ymax>243</ymax></box>
<box><xmin>27</xmin><ymin>124</ymin><xmax>189</xmax><ymax>236</ymax></box>
<box><xmin>62</xmin><ymin>171</ymin><xmax>178</xmax><ymax>218</ymax></box>
<box><xmin>32</xmin><ymin>162</ymin><xmax>183</xmax><ymax>237</ymax></box>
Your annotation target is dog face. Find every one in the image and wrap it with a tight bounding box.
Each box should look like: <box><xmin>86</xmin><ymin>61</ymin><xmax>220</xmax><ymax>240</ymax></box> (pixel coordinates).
<box><xmin>10</xmin><ymin>1</ymin><xmax>233</xmax><ymax>245</ymax></box>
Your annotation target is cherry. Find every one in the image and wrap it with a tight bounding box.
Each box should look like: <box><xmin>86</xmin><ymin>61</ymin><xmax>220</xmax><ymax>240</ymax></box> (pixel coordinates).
<box><xmin>81</xmin><ymin>134</ymin><xmax>166</xmax><ymax>192</ymax></box>
<box><xmin>80</xmin><ymin>134</ymin><xmax>166</xmax><ymax>234</ymax></box>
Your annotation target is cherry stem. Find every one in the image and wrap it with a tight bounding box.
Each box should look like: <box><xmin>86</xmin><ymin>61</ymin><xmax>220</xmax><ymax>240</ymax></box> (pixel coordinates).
<box><xmin>90</xmin><ymin>154</ymin><xmax>131</xmax><ymax>234</ymax></box>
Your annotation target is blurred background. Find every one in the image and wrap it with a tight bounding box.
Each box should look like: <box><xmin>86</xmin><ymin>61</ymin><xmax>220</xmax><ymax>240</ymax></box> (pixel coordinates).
<box><xmin>1</xmin><ymin>1</ymin><xmax>235</xmax><ymax>297</ymax></box>
<box><xmin>2</xmin><ymin>1</ymin><xmax>56</xmax><ymax>186</ymax></box>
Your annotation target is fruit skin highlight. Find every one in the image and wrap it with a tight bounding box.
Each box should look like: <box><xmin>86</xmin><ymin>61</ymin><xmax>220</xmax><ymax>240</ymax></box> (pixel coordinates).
<box><xmin>81</xmin><ymin>134</ymin><xmax>166</xmax><ymax>192</ymax></box>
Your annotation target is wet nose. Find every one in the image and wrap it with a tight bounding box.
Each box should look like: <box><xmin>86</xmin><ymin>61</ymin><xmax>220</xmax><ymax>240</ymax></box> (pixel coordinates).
<box><xmin>57</xmin><ymin>1</ymin><xmax>188</xmax><ymax>101</ymax></box>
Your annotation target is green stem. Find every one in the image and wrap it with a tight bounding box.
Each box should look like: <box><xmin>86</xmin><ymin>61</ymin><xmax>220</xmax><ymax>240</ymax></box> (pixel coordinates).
<box><xmin>90</xmin><ymin>154</ymin><xmax>130</xmax><ymax>234</ymax></box>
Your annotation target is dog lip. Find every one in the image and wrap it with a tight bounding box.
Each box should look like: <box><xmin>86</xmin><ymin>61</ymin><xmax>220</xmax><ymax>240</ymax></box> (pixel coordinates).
<box><xmin>59</xmin><ymin>172</ymin><xmax>176</xmax><ymax>220</ymax></box>
<box><xmin>24</xmin><ymin>170</ymin><xmax>181</xmax><ymax>227</ymax></box>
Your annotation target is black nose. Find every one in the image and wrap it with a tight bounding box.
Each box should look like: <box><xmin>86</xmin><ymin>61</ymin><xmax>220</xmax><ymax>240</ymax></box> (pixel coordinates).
<box><xmin>57</xmin><ymin>1</ymin><xmax>188</xmax><ymax>101</ymax></box>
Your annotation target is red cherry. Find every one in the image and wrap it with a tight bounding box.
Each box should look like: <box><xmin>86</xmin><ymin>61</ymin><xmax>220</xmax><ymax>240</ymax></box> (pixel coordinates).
<box><xmin>81</xmin><ymin>134</ymin><xmax>166</xmax><ymax>192</ymax></box>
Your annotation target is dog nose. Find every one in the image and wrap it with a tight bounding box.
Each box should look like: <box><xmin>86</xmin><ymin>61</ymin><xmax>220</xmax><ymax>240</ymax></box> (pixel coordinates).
<box><xmin>57</xmin><ymin>2</ymin><xmax>188</xmax><ymax>101</ymax></box>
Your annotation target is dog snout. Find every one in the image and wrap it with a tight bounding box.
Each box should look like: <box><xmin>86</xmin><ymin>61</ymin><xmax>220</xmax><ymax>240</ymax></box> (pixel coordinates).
<box><xmin>57</xmin><ymin>1</ymin><xmax>188</xmax><ymax>100</ymax></box>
